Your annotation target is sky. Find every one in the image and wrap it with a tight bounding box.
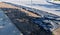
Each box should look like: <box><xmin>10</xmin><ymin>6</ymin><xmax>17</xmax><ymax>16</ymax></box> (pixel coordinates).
<box><xmin>0</xmin><ymin>0</ymin><xmax>51</xmax><ymax>5</ymax></box>
<box><xmin>0</xmin><ymin>0</ymin><xmax>53</xmax><ymax>4</ymax></box>
<box><xmin>0</xmin><ymin>0</ymin><xmax>46</xmax><ymax>2</ymax></box>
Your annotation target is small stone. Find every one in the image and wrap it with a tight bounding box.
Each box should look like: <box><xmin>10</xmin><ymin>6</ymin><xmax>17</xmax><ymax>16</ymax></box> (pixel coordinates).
<box><xmin>9</xmin><ymin>23</ymin><xmax>12</xmax><ymax>25</ymax></box>
<box><xmin>0</xmin><ymin>18</ymin><xmax>3</xmax><ymax>21</ymax></box>
<box><xmin>0</xmin><ymin>26</ymin><xmax>4</xmax><ymax>29</ymax></box>
<box><xmin>20</xmin><ymin>33</ymin><xmax>23</xmax><ymax>35</ymax></box>
<box><xmin>13</xmin><ymin>30</ymin><xmax>16</xmax><ymax>33</ymax></box>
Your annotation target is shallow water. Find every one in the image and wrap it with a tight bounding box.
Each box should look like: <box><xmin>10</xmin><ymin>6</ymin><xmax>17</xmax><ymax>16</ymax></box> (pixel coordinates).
<box><xmin>0</xmin><ymin>9</ymin><xmax>22</xmax><ymax>35</ymax></box>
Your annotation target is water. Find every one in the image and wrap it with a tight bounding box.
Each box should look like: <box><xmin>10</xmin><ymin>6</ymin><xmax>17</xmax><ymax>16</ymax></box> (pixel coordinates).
<box><xmin>0</xmin><ymin>9</ymin><xmax>23</xmax><ymax>35</ymax></box>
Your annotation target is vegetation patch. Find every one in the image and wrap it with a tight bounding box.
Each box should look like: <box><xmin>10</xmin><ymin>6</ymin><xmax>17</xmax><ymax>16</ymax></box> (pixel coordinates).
<box><xmin>54</xmin><ymin>0</ymin><xmax>60</xmax><ymax>1</ymax></box>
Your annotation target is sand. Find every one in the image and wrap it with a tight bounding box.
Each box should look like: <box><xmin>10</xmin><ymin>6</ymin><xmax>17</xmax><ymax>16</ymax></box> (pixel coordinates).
<box><xmin>53</xmin><ymin>27</ymin><xmax>60</xmax><ymax>35</ymax></box>
<box><xmin>0</xmin><ymin>2</ymin><xmax>40</xmax><ymax>17</ymax></box>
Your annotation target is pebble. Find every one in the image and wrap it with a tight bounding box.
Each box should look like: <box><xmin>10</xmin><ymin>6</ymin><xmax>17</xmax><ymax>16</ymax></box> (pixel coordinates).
<box><xmin>0</xmin><ymin>26</ymin><xmax>4</xmax><ymax>29</ymax></box>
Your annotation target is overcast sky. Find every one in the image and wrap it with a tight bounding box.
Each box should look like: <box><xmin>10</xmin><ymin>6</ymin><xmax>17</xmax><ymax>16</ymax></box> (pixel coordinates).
<box><xmin>0</xmin><ymin>0</ymin><xmax>43</xmax><ymax>2</ymax></box>
<box><xmin>0</xmin><ymin>0</ymin><xmax>49</xmax><ymax>4</ymax></box>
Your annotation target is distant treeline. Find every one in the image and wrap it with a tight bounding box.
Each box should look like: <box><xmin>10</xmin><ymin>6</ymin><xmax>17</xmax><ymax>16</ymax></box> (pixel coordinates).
<box><xmin>54</xmin><ymin>0</ymin><xmax>60</xmax><ymax>1</ymax></box>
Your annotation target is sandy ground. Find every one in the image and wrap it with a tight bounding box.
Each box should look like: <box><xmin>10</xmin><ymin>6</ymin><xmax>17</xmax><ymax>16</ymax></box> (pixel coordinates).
<box><xmin>53</xmin><ymin>27</ymin><xmax>60</xmax><ymax>35</ymax></box>
<box><xmin>0</xmin><ymin>2</ymin><xmax>40</xmax><ymax>18</ymax></box>
<box><xmin>0</xmin><ymin>2</ymin><xmax>60</xmax><ymax>35</ymax></box>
